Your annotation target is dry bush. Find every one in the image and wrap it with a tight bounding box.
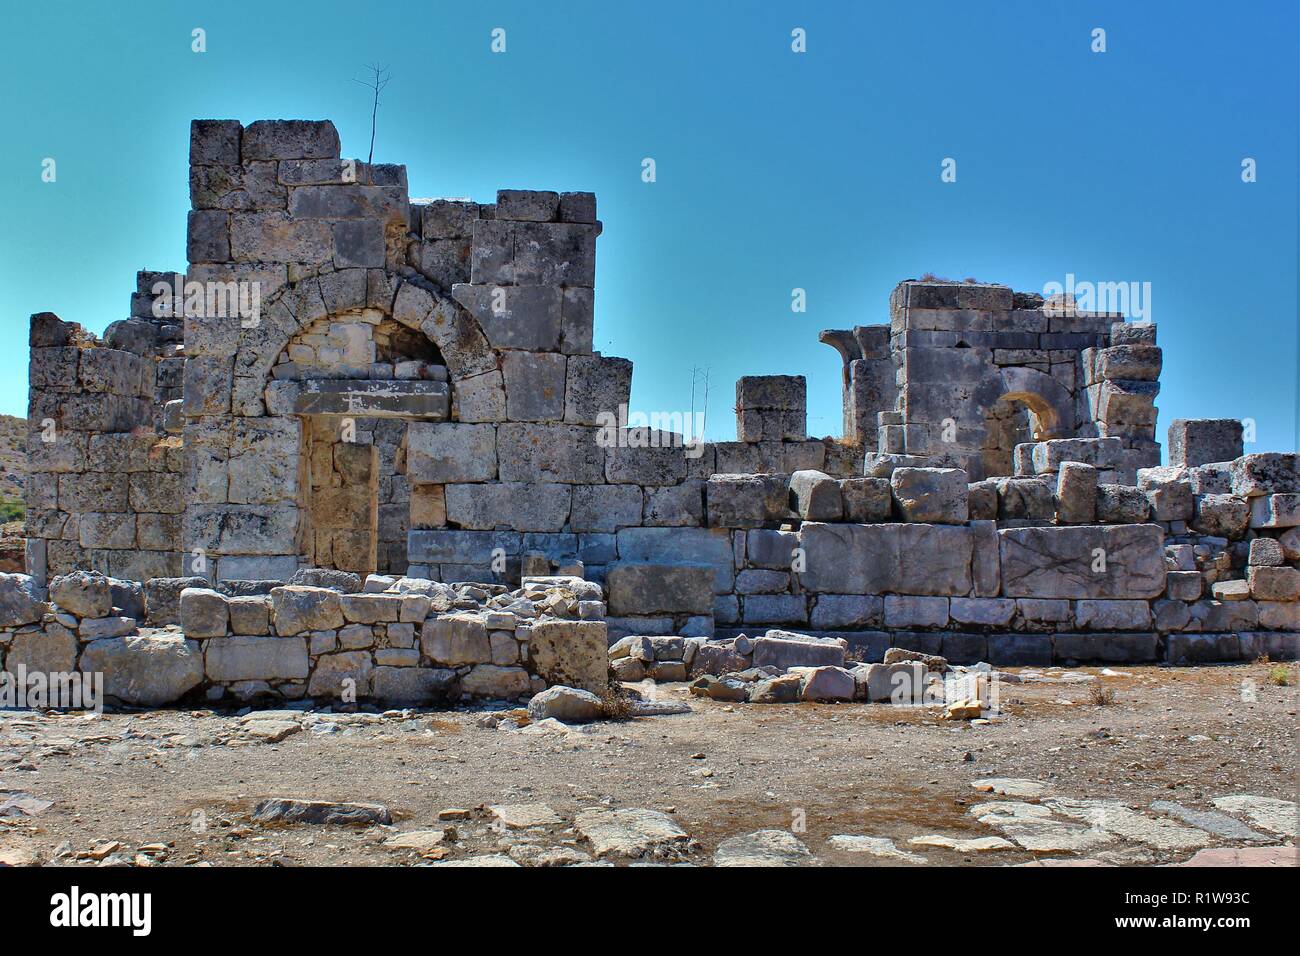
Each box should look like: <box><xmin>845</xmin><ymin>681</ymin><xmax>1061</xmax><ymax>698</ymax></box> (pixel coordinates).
<box><xmin>1087</xmin><ymin>681</ymin><xmax>1117</xmax><ymax>706</ymax></box>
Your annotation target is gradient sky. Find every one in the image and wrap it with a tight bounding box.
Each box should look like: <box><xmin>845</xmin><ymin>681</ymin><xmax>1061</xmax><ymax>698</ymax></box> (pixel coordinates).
<box><xmin>1</xmin><ymin>0</ymin><xmax>1296</xmax><ymax>456</ymax></box>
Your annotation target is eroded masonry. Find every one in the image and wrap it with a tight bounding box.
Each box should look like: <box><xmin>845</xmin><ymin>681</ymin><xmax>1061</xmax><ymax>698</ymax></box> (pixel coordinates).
<box><xmin>3</xmin><ymin>118</ymin><xmax>1296</xmax><ymax>707</ymax></box>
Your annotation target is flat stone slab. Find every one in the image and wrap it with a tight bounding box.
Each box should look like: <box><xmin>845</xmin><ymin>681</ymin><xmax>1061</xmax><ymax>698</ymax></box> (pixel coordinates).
<box><xmin>384</xmin><ymin>830</ymin><xmax>448</xmax><ymax>852</ymax></box>
<box><xmin>713</xmin><ymin>829</ymin><xmax>815</xmax><ymax>867</ymax></box>
<box><xmin>1150</xmin><ymin>801</ymin><xmax>1271</xmax><ymax>842</ymax></box>
<box><xmin>489</xmin><ymin>803</ymin><xmax>564</xmax><ymax>829</ymax></box>
<box><xmin>1212</xmin><ymin>795</ymin><xmax>1298</xmax><ymax>837</ymax></box>
<box><xmin>1043</xmin><ymin>798</ymin><xmax>1211</xmax><ymax>852</ymax></box>
<box><xmin>251</xmin><ymin>798</ymin><xmax>391</xmax><ymax>826</ymax></box>
<box><xmin>1174</xmin><ymin>846</ymin><xmax>1296</xmax><ymax>867</ymax></box>
<box><xmin>431</xmin><ymin>854</ymin><xmax>521</xmax><ymax>867</ymax></box>
<box><xmin>971</xmin><ymin>777</ymin><xmax>1048</xmax><ymax>798</ymax></box>
<box><xmin>574</xmin><ymin>807</ymin><xmax>689</xmax><ymax>858</ymax></box>
<box><xmin>970</xmin><ymin>801</ymin><xmax>1114</xmax><ymax>853</ymax></box>
<box><xmin>827</xmin><ymin>835</ymin><xmax>927</xmax><ymax>863</ymax></box>
<box><xmin>909</xmin><ymin>834</ymin><xmax>1015</xmax><ymax>852</ymax></box>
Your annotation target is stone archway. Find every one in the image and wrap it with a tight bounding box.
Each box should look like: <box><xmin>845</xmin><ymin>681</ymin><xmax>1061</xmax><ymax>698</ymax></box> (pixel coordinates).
<box><xmin>970</xmin><ymin>367</ymin><xmax>1077</xmax><ymax>479</ymax></box>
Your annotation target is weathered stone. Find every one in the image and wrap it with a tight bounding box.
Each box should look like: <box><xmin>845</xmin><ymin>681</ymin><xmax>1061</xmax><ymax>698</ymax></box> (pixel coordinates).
<box><xmin>1055</xmin><ymin>461</ymin><xmax>1097</xmax><ymax>524</ymax></box>
<box><xmin>370</xmin><ymin>666</ymin><xmax>456</xmax><ymax>703</ymax></box>
<box><xmin>839</xmin><ymin>477</ymin><xmax>891</xmax><ymax>522</ymax></box>
<box><xmin>205</xmin><ymin>636</ymin><xmax>309</xmax><ymax>681</ymax></box>
<box><xmin>251</xmin><ymin>798</ymin><xmax>390</xmax><ymax>826</ymax></box>
<box><xmin>0</xmin><ymin>573</ymin><xmax>46</xmax><ymax>628</ymax></box>
<box><xmin>143</xmin><ymin>577</ymin><xmax>208</xmax><ymax>625</ymax></box>
<box><xmin>750</xmin><ymin>630</ymin><xmax>846</xmax><ymax>670</ymax></box>
<box><xmin>998</xmin><ymin>525</ymin><xmax>1165</xmax><ymax>599</ymax></box>
<box><xmin>406</xmin><ymin>423</ymin><xmax>497</xmax><ymax>483</ymax></box>
<box><xmin>461</xmin><ymin>664</ymin><xmax>531</xmax><ymax>698</ymax></box>
<box><xmin>271</xmin><ymin>586</ymin><xmax>345</xmax><ymax>635</ymax></box>
<box><xmin>3</xmin><ymin>630</ymin><xmax>78</xmax><ymax>676</ymax></box>
<box><xmin>527</xmin><ymin>620</ymin><xmax>607</xmax><ymax>692</ymax></box>
<box><xmin>574</xmin><ymin>808</ymin><xmax>689</xmax><ymax>859</ymax></box>
<box><xmin>714</xmin><ymin>829</ymin><xmax>814</xmax><ymax>867</ymax></box>
<box><xmin>891</xmin><ymin>467</ymin><xmax>968</xmax><ymax>524</ymax></box>
<box><xmin>606</xmin><ymin>562</ymin><xmax>712</xmax><ymax>616</ymax></box>
<box><xmin>527</xmin><ymin>685</ymin><xmax>603</xmax><ymax>722</ymax></box>
<box><xmin>1074</xmin><ymin>599</ymin><xmax>1152</xmax><ymax>631</ymax></box>
<box><xmin>1168</xmin><ymin>419</ymin><xmax>1243</xmax><ymax>467</ymax></box>
<box><xmin>798</xmin><ymin>523</ymin><xmax>973</xmax><ymax>596</ymax></box>
<box><xmin>1230</xmin><ymin>453</ymin><xmax>1300</xmax><ymax>497</ymax></box>
<box><xmin>80</xmin><ymin>632</ymin><xmax>203</xmax><ymax>706</ymax></box>
<box><xmin>1190</xmin><ymin>494</ymin><xmax>1250</xmax><ymax>539</ymax></box>
<box><xmin>798</xmin><ymin>665</ymin><xmax>856</xmax><ymax>701</ymax></box>
<box><xmin>49</xmin><ymin>570</ymin><xmax>113</xmax><ymax>618</ymax></box>
<box><xmin>788</xmin><ymin>470</ymin><xmax>842</xmax><ymax>521</ymax></box>
<box><xmin>1249</xmin><ymin>494</ymin><xmax>1300</xmax><ymax>529</ymax></box>
<box><xmin>179</xmin><ymin>587</ymin><xmax>229</xmax><ymax>638</ymax></box>
<box><xmin>705</xmin><ymin>474</ymin><xmax>790</xmax><ymax>529</ymax></box>
<box><xmin>1095</xmin><ymin>484</ymin><xmax>1151</xmax><ymax>523</ymax></box>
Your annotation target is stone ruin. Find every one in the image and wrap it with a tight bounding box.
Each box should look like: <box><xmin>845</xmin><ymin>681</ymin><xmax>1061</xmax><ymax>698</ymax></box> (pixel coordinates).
<box><xmin>2</xmin><ymin>117</ymin><xmax>1296</xmax><ymax>709</ymax></box>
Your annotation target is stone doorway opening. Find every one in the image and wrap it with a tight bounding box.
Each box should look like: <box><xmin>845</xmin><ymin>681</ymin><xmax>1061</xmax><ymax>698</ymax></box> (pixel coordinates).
<box><xmin>301</xmin><ymin>416</ymin><xmax>379</xmax><ymax>575</ymax></box>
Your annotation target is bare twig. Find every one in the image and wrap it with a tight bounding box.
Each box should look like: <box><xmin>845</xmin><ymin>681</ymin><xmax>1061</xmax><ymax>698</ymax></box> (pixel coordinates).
<box><xmin>352</xmin><ymin>62</ymin><xmax>391</xmax><ymax>176</ymax></box>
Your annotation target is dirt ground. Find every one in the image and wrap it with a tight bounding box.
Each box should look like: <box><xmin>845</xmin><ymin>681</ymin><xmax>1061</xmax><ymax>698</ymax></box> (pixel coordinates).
<box><xmin>1</xmin><ymin>660</ymin><xmax>1296</xmax><ymax>867</ymax></box>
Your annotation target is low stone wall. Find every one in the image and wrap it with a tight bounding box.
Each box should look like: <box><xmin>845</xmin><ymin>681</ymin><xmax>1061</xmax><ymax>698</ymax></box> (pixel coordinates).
<box><xmin>0</xmin><ymin>570</ymin><xmax>607</xmax><ymax>707</ymax></box>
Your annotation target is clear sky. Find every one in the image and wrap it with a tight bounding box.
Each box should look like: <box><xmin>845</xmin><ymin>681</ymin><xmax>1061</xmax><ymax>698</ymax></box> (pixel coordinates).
<box><xmin>1</xmin><ymin>0</ymin><xmax>1296</xmax><ymax>456</ymax></box>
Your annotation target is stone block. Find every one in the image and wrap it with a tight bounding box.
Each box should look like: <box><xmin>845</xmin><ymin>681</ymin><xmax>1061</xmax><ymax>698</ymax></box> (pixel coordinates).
<box><xmin>558</xmin><ymin>191</ymin><xmax>596</xmax><ymax>223</ymax></box>
<box><xmin>1055</xmin><ymin>462</ymin><xmax>1097</xmax><ymax>524</ymax></box>
<box><xmin>406</xmin><ymin>423</ymin><xmax>497</xmax><ymax>483</ymax></box>
<box><xmin>497</xmin><ymin>423</ymin><xmax>605</xmax><ymax>484</ymax></box>
<box><xmin>705</xmin><ymin>474</ymin><xmax>789</xmax><ymax>528</ymax></box>
<box><xmin>49</xmin><ymin>570</ymin><xmax>113</xmax><ymax>618</ymax></box>
<box><xmin>996</xmin><ymin>477</ymin><xmax>1056</xmax><ymax>520</ymax></box>
<box><xmin>798</xmin><ymin>523</ymin><xmax>973</xmax><ymax>596</ymax></box>
<box><xmin>190</xmin><ymin>119</ymin><xmax>241</xmax><ymax>165</ymax></box>
<box><xmin>1168</xmin><ymin>419</ymin><xmax>1243</xmax><ymax>467</ymax></box>
<box><xmin>891</xmin><ymin>467</ymin><xmax>968</xmax><ymax>524</ymax></box>
<box><xmin>205</xmin><ymin>635</ymin><xmax>309</xmax><ymax>681</ymax></box>
<box><xmin>80</xmin><ymin>632</ymin><xmax>203</xmax><ymax>706</ymax></box>
<box><xmin>606</xmin><ymin>562</ymin><xmax>713</xmax><ymax>616</ymax></box>
<box><xmin>1074</xmin><ymin>599</ymin><xmax>1152</xmax><ymax>630</ymax></box>
<box><xmin>527</xmin><ymin>620</ymin><xmax>607</xmax><ymax>691</ymax></box>
<box><xmin>1247</xmin><ymin>567</ymin><xmax>1300</xmax><ymax>602</ymax></box>
<box><xmin>420</xmin><ymin>613</ymin><xmax>492</xmax><ymax>665</ymax></box>
<box><xmin>564</xmin><ymin>355</ymin><xmax>632</xmax><ymax>426</ymax></box>
<box><xmin>496</xmin><ymin>189</ymin><xmax>559</xmax><ymax>222</ymax></box>
<box><xmin>1138</xmin><ymin>468</ymin><xmax>1194</xmax><ymax>521</ymax></box>
<box><xmin>998</xmin><ymin>524</ymin><xmax>1165</xmax><ymax>599</ymax></box>
<box><xmin>643</xmin><ymin>481</ymin><xmax>705</xmax><ymax>527</ymax></box>
<box><xmin>445</xmin><ymin>482</ymin><xmax>571</xmax><ymax>532</ymax></box>
<box><xmin>788</xmin><ymin>470</ymin><xmax>842</xmax><ymax>521</ymax></box>
<box><xmin>810</xmin><ymin>594</ymin><xmax>882</xmax><ymax>629</ymax></box>
<box><xmin>371</xmin><ymin>666</ymin><xmax>456</xmax><ymax>703</ymax></box>
<box><xmin>1053</xmin><ymin>632</ymin><xmax>1159</xmax><ymax>664</ymax></box>
<box><xmin>747</xmin><ymin>528</ymin><xmax>800</xmax><ymax>570</ymax></box>
<box><xmin>270</xmin><ymin>586</ymin><xmax>345</xmax><ymax>635</ymax></box>
<box><xmin>604</xmin><ymin>434</ymin><xmax>691</xmax><ymax>486</ymax></box>
<box><xmin>736</xmin><ymin>375</ymin><xmax>806</xmax><ymax>411</ymax></box>
<box><xmin>884</xmin><ymin>595</ymin><xmax>949</xmax><ymax>628</ymax></box>
<box><xmin>1190</xmin><ymin>494</ymin><xmax>1250</xmax><ymax>539</ymax></box>
<box><xmin>308</xmin><ymin>650</ymin><xmax>373</xmax><ymax>698</ymax></box>
<box><xmin>615</xmin><ymin>527</ymin><xmax>734</xmax><ymax>592</ymax></box>
<box><xmin>502</xmin><ymin>351</ymin><xmax>566</xmax><ymax>421</ymax></box>
<box><xmin>839</xmin><ymin>477</ymin><xmax>891</xmax><ymax>522</ymax></box>
<box><xmin>1230</xmin><ymin>453</ymin><xmax>1300</xmax><ymax>497</ymax></box>
<box><xmin>1095</xmin><ymin>484</ymin><xmax>1151</xmax><ymax>523</ymax></box>
<box><xmin>798</xmin><ymin>665</ymin><xmax>856</xmax><ymax>702</ymax></box>
<box><xmin>569</xmin><ymin>484</ymin><xmax>643</xmax><ymax>532</ymax></box>
<box><xmin>750</xmin><ymin>631</ymin><xmax>846</xmax><ymax>670</ymax></box>
<box><xmin>461</xmin><ymin>664</ymin><xmax>532</xmax><ymax>698</ymax></box>
<box><xmin>949</xmin><ymin>597</ymin><xmax>1017</xmax><ymax>627</ymax></box>
<box><xmin>741</xmin><ymin>594</ymin><xmax>808</xmax><ymax>624</ymax></box>
<box><xmin>1165</xmin><ymin>571</ymin><xmax>1202</xmax><ymax>601</ymax></box>
<box><xmin>735</xmin><ymin>569</ymin><xmax>792</xmax><ymax>594</ymax></box>
<box><xmin>0</xmin><ymin>573</ymin><xmax>46</xmax><ymax>628</ymax></box>
<box><xmin>241</xmin><ymin>120</ymin><xmax>339</xmax><ymax>161</ymax></box>
<box><xmin>1249</xmin><ymin>494</ymin><xmax>1300</xmax><ymax>529</ymax></box>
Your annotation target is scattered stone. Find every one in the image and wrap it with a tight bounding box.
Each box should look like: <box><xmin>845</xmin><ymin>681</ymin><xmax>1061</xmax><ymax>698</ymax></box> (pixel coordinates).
<box><xmin>251</xmin><ymin>798</ymin><xmax>392</xmax><ymax>826</ymax></box>
<box><xmin>1212</xmin><ymin>795</ymin><xmax>1298</xmax><ymax>837</ymax></box>
<box><xmin>574</xmin><ymin>807</ymin><xmax>689</xmax><ymax>858</ymax></box>
<box><xmin>971</xmin><ymin>778</ymin><xmax>1048</xmax><ymax>798</ymax></box>
<box><xmin>827</xmin><ymin>835</ymin><xmax>927</xmax><ymax>863</ymax></box>
<box><xmin>713</xmin><ymin>829</ymin><xmax>815</xmax><ymax>867</ymax></box>
<box><xmin>489</xmin><ymin>803</ymin><xmax>563</xmax><ymax>828</ymax></box>
<box><xmin>909</xmin><ymin>834</ymin><xmax>1015</xmax><ymax>852</ymax></box>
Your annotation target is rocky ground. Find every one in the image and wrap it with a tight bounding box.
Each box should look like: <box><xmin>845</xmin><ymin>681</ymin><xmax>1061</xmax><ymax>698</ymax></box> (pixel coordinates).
<box><xmin>0</xmin><ymin>661</ymin><xmax>1295</xmax><ymax>867</ymax></box>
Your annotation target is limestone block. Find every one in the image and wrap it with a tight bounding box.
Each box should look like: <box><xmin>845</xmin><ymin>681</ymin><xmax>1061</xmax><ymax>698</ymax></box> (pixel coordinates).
<box><xmin>1247</xmin><ymin>567</ymin><xmax>1300</xmax><ymax>602</ymax></box>
<box><xmin>839</xmin><ymin>477</ymin><xmax>891</xmax><ymax>523</ymax></box>
<box><xmin>500</xmin><ymin>350</ymin><xmax>566</xmax><ymax>421</ymax></box>
<box><xmin>605</xmin><ymin>436</ymin><xmax>690</xmax><ymax>486</ymax></box>
<box><xmin>461</xmin><ymin>664</ymin><xmax>532</xmax><ymax>698</ymax></box>
<box><xmin>741</xmin><ymin>594</ymin><xmax>808</xmax><ymax>624</ymax></box>
<box><xmin>451</xmin><ymin>284</ymin><xmax>562</xmax><ymax>350</ymax></box>
<box><xmin>564</xmin><ymin>355</ymin><xmax>632</xmax><ymax>426</ymax></box>
<box><xmin>1190</xmin><ymin>494</ymin><xmax>1250</xmax><ymax>539</ymax></box>
<box><xmin>558</xmin><ymin>191</ymin><xmax>596</xmax><ymax>223</ymax></box>
<box><xmin>1259</xmin><ymin>602</ymin><xmax>1300</xmax><ymax>631</ymax></box>
<box><xmin>229</xmin><ymin>212</ymin><xmax>332</xmax><ymax>263</ymax></box>
<box><xmin>891</xmin><ymin>467</ymin><xmax>968</xmax><ymax>524</ymax></box>
<box><xmin>497</xmin><ymin>423</ymin><xmax>605</xmax><ymax>484</ymax></box>
<box><xmin>1249</xmin><ymin>494</ymin><xmax>1300</xmax><ymax>529</ymax></box>
<box><xmin>4</xmin><ymin>630</ymin><xmax>78</xmax><ymax>677</ymax></box>
<box><xmin>643</xmin><ymin>481</ymin><xmax>705</xmax><ymax>527</ymax></box>
<box><xmin>420</xmin><ymin>200</ymin><xmax>479</xmax><ymax>239</ymax></box>
<box><xmin>1281</xmin><ymin>527</ymin><xmax>1300</xmax><ymax>561</ymax></box>
<box><xmin>788</xmin><ymin>470</ymin><xmax>842</xmax><ymax>521</ymax></box>
<box><xmin>615</xmin><ymin>527</ymin><xmax>734</xmax><ymax>592</ymax></box>
<box><xmin>241</xmin><ymin>120</ymin><xmax>338</xmax><ymax>161</ymax></box>
<box><xmin>751</xmin><ymin>630</ymin><xmax>847</xmax><ymax>669</ymax></box>
<box><xmin>1074</xmin><ymin>599</ymin><xmax>1152</xmax><ymax>630</ymax></box>
<box><xmin>560</xmin><ymin>287</ymin><xmax>595</xmax><ymax>355</ymax></box>
<box><xmin>747</xmin><ymin>528</ymin><xmax>800</xmax><ymax>570</ymax></box>
<box><xmin>496</xmin><ymin>189</ymin><xmax>559</xmax><ymax>222</ymax></box>
<box><xmin>190</xmin><ymin>119</ymin><xmax>241</xmax><ymax>165</ymax></box>
<box><xmin>1152</xmin><ymin>598</ymin><xmax>1191</xmax><ymax>632</ymax></box>
<box><xmin>407</xmin><ymin>529</ymin><xmax>520</xmax><ymax>565</ymax></box>
<box><xmin>606</xmin><ymin>562</ymin><xmax>712</xmax><ymax>616</ymax></box>
<box><xmin>143</xmin><ymin>577</ymin><xmax>208</xmax><ymax>626</ymax></box>
<box><xmin>406</xmin><ymin>423</ymin><xmax>497</xmax><ymax>483</ymax></box>
<box><xmin>441</xmin><ymin>371</ymin><xmax>498</xmax><ymax>425</ymax></box>
<box><xmin>308</xmin><ymin>650</ymin><xmax>373</xmax><ymax>697</ymax></box>
<box><xmin>182</xmin><ymin>355</ymin><xmax>233</xmax><ymax>416</ymax></box>
<box><xmin>420</xmin><ymin>613</ymin><xmax>492</xmax><ymax>665</ymax></box>
<box><xmin>178</xmin><ymin>587</ymin><xmax>229</xmax><ymax>638</ymax></box>
<box><xmin>205</xmin><ymin>635</ymin><xmax>309</xmax><ymax>681</ymax></box>
<box><xmin>1054</xmin><ymin>632</ymin><xmax>1159</xmax><ymax>664</ymax></box>
<box><xmin>706</xmin><ymin>474</ymin><xmax>789</xmax><ymax>528</ymax></box>
<box><xmin>995</xmin><ymin>477</ymin><xmax>1055</xmax><ymax>520</ymax></box>
<box><xmin>1095</xmin><ymin>344</ymin><xmax>1161</xmax><ymax>381</ymax></box>
<box><xmin>884</xmin><ymin>595</ymin><xmax>949</xmax><ymax>628</ymax></box>
<box><xmin>270</xmin><ymin>586</ymin><xmax>345</xmax><ymax>635</ymax></box>
<box><xmin>370</xmin><ymin>666</ymin><xmax>456</xmax><ymax>703</ymax></box>
<box><xmin>861</xmin><ymin>661</ymin><xmax>927</xmax><ymax>703</ymax></box>
<box><xmin>1248</xmin><ymin>538</ymin><xmax>1284</xmax><ymax>567</ymax></box>
<box><xmin>184</xmin><ymin>505</ymin><xmax>298</xmax><ymax>556</ymax></box>
<box><xmin>0</xmin><ymin>573</ymin><xmax>46</xmax><ymax>627</ymax></box>
<box><xmin>1016</xmin><ymin>598</ymin><xmax>1072</xmax><ymax>624</ymax></box>
<box><xmin>512</xmin><ymin>221</ymin><xmax>598</xmax><ymax>287</ymax></box>
<box><xmin>445</xmin><ymin>482</ymin><xmax>571</xmax><ymax>533</ymax></box>
<box><xmin>339</xmin><ymin>593</ymin><xmax>403</xmax><ymax>624</ymax></box>
<box><xmin>78</xmin><ymin>616</ymin><xmax>136</xmax><ymax>640</ymax></box>
<box><xmin>1165</xmin><ymin>571</ymin><xmax>1202</xmax><ymax>601</ymax></box>
<box><xmin>967</xmin><ymin>480</ymin><xmax>999</xmax><ymax>521</ymax></box>
<box><xmin>569</xmin><ymin>484</ymin><xmax>643</xmax><ymax>532</ymax></box>
<box><xmin>735</xmin><ymin>569</ymin><xmax>792</xmax><ymax>594</ymax></box>
<box><xmin>797</xmin><ymin>523</ymin><xmax>973</xmax><ymax>596</ymax></box>
<box><xmin>1096</xmin><ymin>484</ymin><xmax>1151</xmax><ymax>523</ymax></box>
<box><xmin>527</xmin><ymin>620</ymin><xmax>607</xmax><ymax>691</ymax></box>
<box><xmin>228</xmin><ymin>595</ymin><xmax>271</xmax><ymax>635</ymax></box>
<box><xmin>1229</xmin><ymin>453</ymin><xmax>1299</xmax><ymax>497</ymax></box>
<box><xmin>50</xmin><ymin>570</ymin><xmax>113</xmax><ymax>618</ymax></box>
<box><xmin>949</xmin><ymin>597</ymin><xmax>1017</xmax><ymax>627</ymax></box>
<box><xmin>187</xmin><ymin>210</ymin><xmax>230</xmax><ymax>263</ymax></box>
<box><xmin>1168</xmin><ymin>419</ymin><xmax>1243</xmax><ymax>468</ymax></box>
<box><xmin>1055</xmin><ymin>461</ymin><xmax>1098</xmax><ymax>524</ymax></box>
<box><xmin>998</xmin><ymin>524</ymin><xmax>1165</xmax><ymax>599</ymax></box>
<box><xmin>798</xmin><ymin>665</ymin><xmax>856</xmax><ymax>702</ymax></box>
<box><xmin>810</xmin><ymin>594</ymin><xmax>882</xmax><ymax>629</ymax></box>
<box><xmin>1138</xmin><ymin>467</ymin><xmax>1193</xmax><ymax>521</ymax></box>
<box><xmin>736</xmin><ymin>375</ymin><xmax>806</xmax><ymax>411</ymax></box>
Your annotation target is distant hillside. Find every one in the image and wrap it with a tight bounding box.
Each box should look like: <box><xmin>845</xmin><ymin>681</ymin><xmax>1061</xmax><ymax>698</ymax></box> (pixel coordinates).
<box><xmin>0</xmin><ymin>413</ymin><xmax>26</xmax><ymax>517</ymax></box>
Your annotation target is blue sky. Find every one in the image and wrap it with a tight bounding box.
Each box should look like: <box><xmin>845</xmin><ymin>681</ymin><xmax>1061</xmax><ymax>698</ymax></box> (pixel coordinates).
<box><xmin>1</xmin><ymin>0</ymin><xmax>1296</xmax><ymax>455</ymax></box>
